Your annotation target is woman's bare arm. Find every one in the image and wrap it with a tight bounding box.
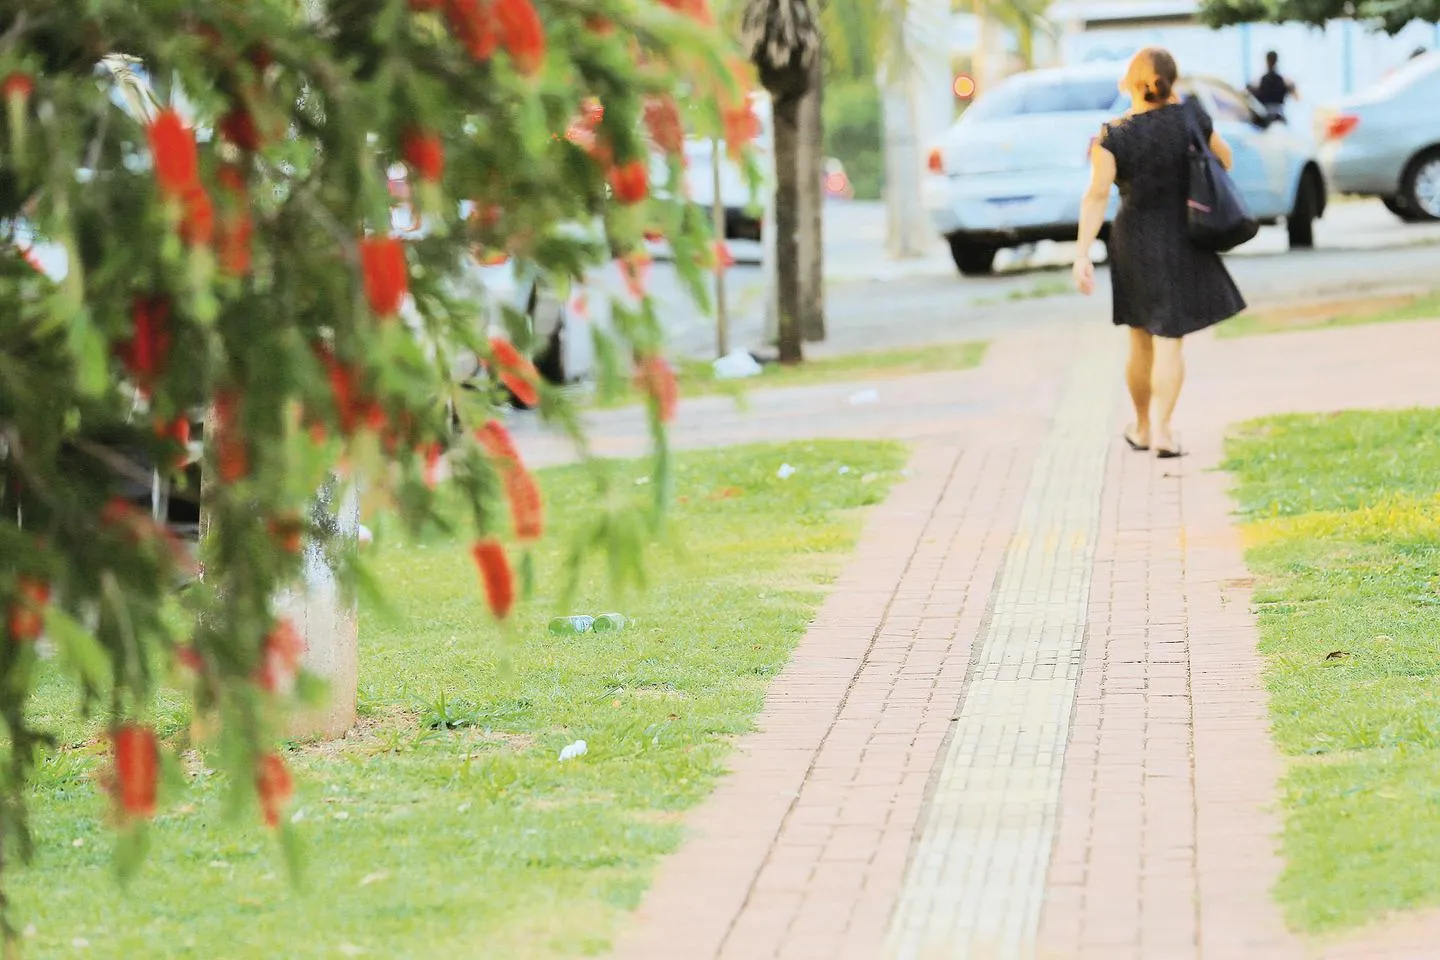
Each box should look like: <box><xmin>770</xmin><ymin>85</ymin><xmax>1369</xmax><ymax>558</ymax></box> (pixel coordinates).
<box><xmin>1077</xmin><ymin>142</ymin><xmax>1115</xmax><ymax>252</ymax></box>
<box><xmin>1072</xmin><ymin>140</ymin><xmax>1116</xmax><ymax>294</ymax></box>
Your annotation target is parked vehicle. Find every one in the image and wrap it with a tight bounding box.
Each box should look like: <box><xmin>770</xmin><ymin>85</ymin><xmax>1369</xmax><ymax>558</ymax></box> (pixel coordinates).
<box><xmin>923</xmin><ymin>63</ymin><xmax>1328</xmax><ymax>276</ymax></box>
<box><xmin>658</xmin><ymin>94</ymin><xmax>773</xmax><ymax>244</ymax></box>
<box><xmin>1315</xmin><ymin>51</ymin><xmax>1440</xmax><ymax>222</ymax></box>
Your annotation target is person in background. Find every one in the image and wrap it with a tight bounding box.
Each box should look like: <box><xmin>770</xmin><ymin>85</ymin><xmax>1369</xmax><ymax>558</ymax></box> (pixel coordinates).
<box><xmin>1248</xmin><ymin>51</ymin><xmax>1298</xmax><ymax>121</ymax></box>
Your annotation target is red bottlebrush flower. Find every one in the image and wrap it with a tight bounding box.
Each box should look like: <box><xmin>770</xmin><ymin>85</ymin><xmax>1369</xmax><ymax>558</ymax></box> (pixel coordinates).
<box><xmin>101</xmin><ymin>496</ymin><xmax>141</xmax><ymax>531</ymax></box>
<box><xmin>496</xmin><ymin>0</ymin><xmax>546</xmax><ymax>75</ymax></box>
<box><xmin>500</xmin><ymin>373</ymin><xmax>539</xmax><ymax>408</ymax></box>
<box><xmin>246</xmin><ymin>43</ymin><xmax>275</xmax><ymax>71</ymax></box>
<box><xmin>317</xmin><ymin>346</ymin><xmax>364</xmax><ymax>435</ymax></box>
<box><xmin>488</xmin><ymin>337</ymin><xmax>541</xmax><ymax>407</ymax></box>
<box><xmin>580</xmin><ymin>98</ymin><xmax>604</xmax><ymax>128</ymax></box>
<box><xmin>359</xmin><ymin>237</ymin><xmax>408</xmax><ymax>318</ymax></box>
<box><xmin>620</xmin><ymin>251</ymin><xmax>651</xmax><ymax>299</ymax></box>
<box><xmin>2</xmin><ymin>73</ymin><xmax>34</xmax><ymax>102</ymax></box>
<box><xmin>174</xmin><ymin>645</ymin><xmax>204</xmax><ymax>673</ymax></box>
<box><xmin>111</xmin><ymin>724</ymin><xmax>160</xmax><ymax>822</ymax></box>
<box><xmin>643</xmin><ymin>97</ymin><xmax>684</xmax><ymax>155</ymax></box>
<box><xmin>445</xmin><ymin>0</ymin><xmax>500</xmax><ymax>61</ymax></box>
<box><xmin>660</xmin><ymin>0</ymin><xmax>712</xmax><ymax>21</ymax></box>
<box><xmin>154</xmin><ymin>416</ymin><xmax>192</xmax><ymax>468</ymax></box>
<box><xmin>422</xmin><ymin>442</ymin><xmax>445</xmax><ymax>488</ymax></box>
<box><xmin>608</xmin><ymin>160</ymin><xmax>649</xmax><ymax>206</ymax></box>
<box><xmin>213</xmin><ymin>389</ymin><xmax>249</xmax><ymax>483</ymax></box>
<box><xmin>471</xmin><ymin>539</ymin><xmax>515</xmax><ymax>619</ymax></box>
<box><xmin>255</xmin><ymin>753</ymin><xmax>294</xmax><ymax>829</ymax></box>
<box><xmin>7</xmin><ymin>576</ymin><xmax>50</xmax><ymax>643</ymax></box>
<box><xmin>504</xmin><ymin>468</ymin><xmax>544</xmax><ymax>542</ymax></box>
<box><xmin>714</xmin><ymin>241</ymin><xmax>735</xmax><ymax>269</ymax></box>
<box><xmin>218</xmin><ymin>210</ymin><xmax>253</xmax><ymax>277</ymax></box>
<box><xmin>257</xmin><ymin>618</ymin><xmax>305</xmax><ymax>693</ymax></box>
<box><xmin>723</xmin><ymin>103</ymin><xmax>761</xmax><ymax>159</ymax></box>
<box><xmin>147</xmin><ymin>108</ymin><xmax>200</xmax><ymax>197</ymax></box>
<box><xmin>180</xmin><ymin>186</ymin><xmax>214</xmax><ymax>247</ymax></box>
<box><xmin>267</xmin><ymin>513</ymin><xmax>305</xmax><ymax>554</ymax></box>
<box><xmin>489</xmin><ymin>337</ymin><xmax>526</xmax><ymax>370</ymax></box>
<box><xmin>118</xmin><ymin>296</ymin><xmax>173</xmax><ymax>388</ymax></box>
<box><xmin>218</xmin><ymin>107</ymin><xmax>262</xmax><ymax>151</ymax></box>
<box><xmin>635</xmin><ymin>354</ymin><xmax>678</xmax><ymax>423</ymax></box>
<box><xmin>217</xmin><ymin>163</ymin><xmax>247</xmax><ymax>195</ymax></box>
<box><xmin>476</xmin><ymin>419</ymin><xmax>521</xmax><ymax>466</ymax></box>
<box><xmin>402</xmin><ymin>129</ymin><xmax>445</xmax><ymax>183</ymax></box>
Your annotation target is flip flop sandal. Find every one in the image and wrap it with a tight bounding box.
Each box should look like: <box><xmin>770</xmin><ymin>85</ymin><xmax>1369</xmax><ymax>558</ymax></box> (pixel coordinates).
<box><xmin>1124</xmin><ymin>431</ymin><xmax>1149</xmax><ymax>452</ymax></box>
<box><xmin>1156</xmin><ymin>447</ymin><xmax>1186</xmax><ymax>459</ymax></box>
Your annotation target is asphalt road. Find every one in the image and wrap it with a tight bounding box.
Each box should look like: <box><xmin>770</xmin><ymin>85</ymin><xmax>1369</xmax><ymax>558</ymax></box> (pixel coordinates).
<box><xmin>645</xmin><ymin>198</ymin><xmax>1440</xmax><ymax>360</ymax></box>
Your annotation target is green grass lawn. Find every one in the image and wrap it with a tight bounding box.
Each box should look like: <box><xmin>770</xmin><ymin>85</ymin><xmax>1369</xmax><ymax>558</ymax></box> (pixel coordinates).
<box><xmin>8</xmin><ymin>439</ymin><xmax>904</xmax><ymax>959</ymax></box>
<box><xmin>1225</xmin><ymin>409</ymin><xmax>1440</xmax><ymax>932</ymax></box>
<box><xmin>597</xmin><ymin>340</ymin><xmax>988</xmax><ymax>409</ymax></box>
<box><xmin>1218</xmin><ymin>290</ymin><xmax>1440</xmax><ymax>339</ymax></box>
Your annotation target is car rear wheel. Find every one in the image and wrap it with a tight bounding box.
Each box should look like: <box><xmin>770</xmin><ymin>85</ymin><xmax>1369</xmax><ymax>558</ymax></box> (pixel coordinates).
<box><xmin>1401</xmin><ymin>149</ymin><xmax>1440</xmax><ymax>222</ymax></box>
<box><xmin>1287</xmin><ymin>169</ymin><xmax>1320</xmax><ymax>249</ymax></box>
<box><xmin>948</xmin><ymin>239</ymin><xmax>997</xmax><ymax>277</ymax></box>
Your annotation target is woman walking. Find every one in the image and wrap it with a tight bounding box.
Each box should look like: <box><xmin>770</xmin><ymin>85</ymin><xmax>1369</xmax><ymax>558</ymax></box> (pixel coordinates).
<box><xmin>1072</xmin><ymin>47</ymin><xmax>1246</xmax><ymax>458</ymax></box>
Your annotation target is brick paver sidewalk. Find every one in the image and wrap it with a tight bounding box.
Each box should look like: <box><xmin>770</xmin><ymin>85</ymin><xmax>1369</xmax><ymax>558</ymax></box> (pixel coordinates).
<box><xmin>535</xmin><ymin>315</ymin><xmax>1440</xmax><ymax>959</ymax></box>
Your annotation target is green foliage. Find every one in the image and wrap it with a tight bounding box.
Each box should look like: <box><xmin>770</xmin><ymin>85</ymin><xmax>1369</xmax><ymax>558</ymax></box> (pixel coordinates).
<box><xmin>1198</xmin><ymin>0</ymin><xmax>1440</xmax><ymax>35</ymax></box>
<box><xmin>1227</xmin><ymin>408</ymin><xmax>1440</xmax><ymax>930</ymax></box>
<box><xmin>0</xmin><ymin>0</ymin><xmax>749</xmax><ymax>938</ymax></box>
<box><xmin>9</xmin><ymin>441</ymin><xmax>904</xmax><ymax>958</ymax></box>
<box><xmin>823</xmin><ymin>80</ymin><xmax>883</xmax><ymax>200</ymax></box>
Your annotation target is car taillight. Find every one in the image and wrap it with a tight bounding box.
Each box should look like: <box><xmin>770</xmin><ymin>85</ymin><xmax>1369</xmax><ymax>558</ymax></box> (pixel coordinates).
<box><xmin>927</xmin><ymin>148</ymin><xmax>944</xmax><ymax>174</ymax></box>
<box><xmin>1325</xmin><ymin>114</ymin><xmax>1360</xmax><ymax>140</ymax></box>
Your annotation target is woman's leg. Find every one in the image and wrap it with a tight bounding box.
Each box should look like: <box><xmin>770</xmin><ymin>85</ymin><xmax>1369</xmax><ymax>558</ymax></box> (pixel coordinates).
<box><xmin>1152</xmin><ymin>335</ymin><xmax>1185</xmax><ymax>452</ymax></box>
<box><xmin>1126</xmin><ymin>327</ymin><xmax>1154</xmax><ymax>445</ymax></box>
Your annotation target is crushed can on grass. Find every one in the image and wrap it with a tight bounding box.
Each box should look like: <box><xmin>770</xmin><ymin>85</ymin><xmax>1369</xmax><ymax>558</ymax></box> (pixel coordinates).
<box><xmin>592</xmin><ymin>613</ymin><xmax>628</xmax><ymax>633</ymax></box>
<box><xmin>548</xmin><ymin>615</ymin><xmax>595</xmax><ymax>635</ymax></box>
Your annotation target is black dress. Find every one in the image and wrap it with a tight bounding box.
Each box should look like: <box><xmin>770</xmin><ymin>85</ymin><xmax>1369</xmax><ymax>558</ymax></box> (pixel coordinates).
<box><xmin>1100</xmin><ymin>102</ymin><xmax>1246</xmax><ymax>338</ymax></box>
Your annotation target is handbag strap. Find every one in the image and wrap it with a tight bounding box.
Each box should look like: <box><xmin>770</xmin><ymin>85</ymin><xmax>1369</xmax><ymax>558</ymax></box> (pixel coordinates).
<box><xmin>1182</xmin><ymin>98</ymin><xmax>1210</xmax><ymax>153</ymax></box>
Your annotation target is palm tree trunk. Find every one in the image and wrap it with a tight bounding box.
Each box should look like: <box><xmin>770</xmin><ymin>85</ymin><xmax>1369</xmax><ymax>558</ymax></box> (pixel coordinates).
<box><xmin>773</xmin><ymin>93</ymin><xmax>804</xmax><ymax>365</ymax></box>
<box><xmin>799</xmin><ymin>48</ymin><xmax>826</xmax><ymax>343</ymax></box>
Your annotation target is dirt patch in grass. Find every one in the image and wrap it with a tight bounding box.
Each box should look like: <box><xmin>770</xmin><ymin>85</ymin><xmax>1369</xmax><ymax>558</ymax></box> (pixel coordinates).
<box><xmin>1221</xmin><ymin>291</ymin><xmax>1440</xmax><ymax>339</ymax></box>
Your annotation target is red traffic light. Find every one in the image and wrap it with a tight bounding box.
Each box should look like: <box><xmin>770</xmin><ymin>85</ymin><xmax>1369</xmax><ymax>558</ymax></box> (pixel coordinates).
<box><xmin>953</xmin><ymin>74</ymin><xmax>976</xmax><ymax>99</ymax></box>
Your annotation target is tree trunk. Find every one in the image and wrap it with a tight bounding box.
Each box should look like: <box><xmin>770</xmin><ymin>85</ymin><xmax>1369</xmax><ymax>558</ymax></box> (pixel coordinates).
<box><xmin>881</xmin><ymin>80</ymin><xmax>927</xmax><ymax>259</ymax></box>
<box><xmin>798</xmin><ymin>51</ymin><xmax>826</xmax><ymax>344</ymax></box>
<box><xmin>277</xmin><ymin>480</ymin><xmax>359</xmax><ymax>740</ymax></box>
<box><xmin>712</xmin><ymin>137</ymin><xmax>730</xmax><ymax>359</ymax></box>
<box><xmin>773</xmin><ymin>94</ymin><xmax>804</xmax><ymax>365</ymax></box>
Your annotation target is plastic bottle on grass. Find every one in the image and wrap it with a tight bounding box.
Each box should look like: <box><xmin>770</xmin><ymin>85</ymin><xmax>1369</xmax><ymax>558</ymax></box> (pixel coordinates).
<box><xmin>592</xmin><ymin>613</ymin><xmax>627</xmax><ymax>633</ymax></box>
<box><xmin>548</xmin><ymin>616</ymin><xmax>595</xmax><ymax>635</ymax></box>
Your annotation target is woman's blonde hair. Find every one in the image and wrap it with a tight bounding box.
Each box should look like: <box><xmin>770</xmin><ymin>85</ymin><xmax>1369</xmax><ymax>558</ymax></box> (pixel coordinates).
<box><xmin>1124</xmin><ymin>47</ymin><xmax>1179</xmax><ymax>104</ymax></box>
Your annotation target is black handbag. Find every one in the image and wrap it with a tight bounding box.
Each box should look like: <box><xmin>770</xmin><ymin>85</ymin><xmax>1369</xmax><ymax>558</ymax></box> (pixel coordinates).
<box><xmin>1183</xmin><ymin>100</ymin><xmax>1259</xmax><ymax>252</ymax></box>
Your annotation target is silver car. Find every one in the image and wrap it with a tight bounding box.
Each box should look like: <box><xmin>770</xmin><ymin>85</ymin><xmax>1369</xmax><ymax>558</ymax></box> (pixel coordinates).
<box><xmin>1316</xmin><ymin>52</ymin><xmax>1440</xmax><ymax>222</ymax></box>
<box><xmin>924</xmin><ymin>63</ymin><xmax>1328</xmax><ymax>276</ymax></box>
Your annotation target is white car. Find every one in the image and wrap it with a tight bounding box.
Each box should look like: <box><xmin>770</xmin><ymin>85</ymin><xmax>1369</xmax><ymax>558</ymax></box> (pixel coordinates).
<box><xmin>649</xmin><ymin>94</ymin><xmax>772</xmax><ymax>261</ymax></box>
<box><xmin>924</xmin><ymin>63</ymin><xmax>1329</xmax><ymax>276</ymax></box>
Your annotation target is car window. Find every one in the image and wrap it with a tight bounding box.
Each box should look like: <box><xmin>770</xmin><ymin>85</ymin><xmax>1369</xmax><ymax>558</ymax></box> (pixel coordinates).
<box><xmin>1201</xmin><ymin>83</ymin><xmax>1254</xmax><ymax>124</ymax></box>
<box><xmin>965</xmin><ymin>75</ymin><xmax>1122</xmax><ymax>121</ymax></box>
